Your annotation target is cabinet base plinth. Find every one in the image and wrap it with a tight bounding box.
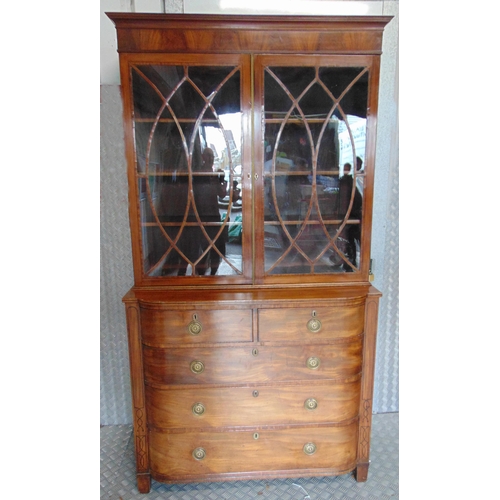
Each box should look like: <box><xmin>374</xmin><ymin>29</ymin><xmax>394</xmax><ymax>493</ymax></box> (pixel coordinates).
<box><xmin>136</xmin><ymin>473</ymin><xmax>151</xmax><ymax>494</ymax></box>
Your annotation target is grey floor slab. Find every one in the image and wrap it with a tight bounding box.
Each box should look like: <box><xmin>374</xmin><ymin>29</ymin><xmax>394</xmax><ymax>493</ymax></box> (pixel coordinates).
<box><xmin>101</xmin><ymin>412</ymin><xmax>398</xmax><ymax>499</ymax></box>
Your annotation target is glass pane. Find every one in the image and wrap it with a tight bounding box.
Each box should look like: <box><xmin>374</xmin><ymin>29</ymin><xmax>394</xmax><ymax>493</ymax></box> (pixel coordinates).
<box><xmin>319</xmin><ymin>66</ymin><xmax>369</xmax><ymax>118</ymax></box>
<box><xmin>263</xmin><ymin>65</ymin><xmax>368</xmax><ymax>275</ymax></box>
<box><xmin>133</xmin><ymin>65</ymin><xmax>183</xmax><ymax>120</ymax></box>
<box><xmin>131</xmin><ymin>64</ymin><xmax>243</xmax><ymax>277</ymax></box>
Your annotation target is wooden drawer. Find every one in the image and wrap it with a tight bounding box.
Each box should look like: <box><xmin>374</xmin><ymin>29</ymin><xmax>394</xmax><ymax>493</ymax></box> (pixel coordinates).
<box><xmin>143</xmin><ymin>339</ymin><xmax>363</xmax><ymax>385</ymax></box>
<box><xmin>258</xmin><ymin>304</ymin><xmax>364</xmax><ymax>342</ymax></box>
<box><xmin>140</xmin><ymin>306</ymin><xmax>252</xmax><ymax>345</ymax></box>
<box><xmin>146</xmin><ymin>379</ymin><xmax>360</xmax><ymax>429</ymax></box>
<box><xmin>149</xmin><ymin>423</ymin><xmax>358</xmax><ymax>480</ymax></box>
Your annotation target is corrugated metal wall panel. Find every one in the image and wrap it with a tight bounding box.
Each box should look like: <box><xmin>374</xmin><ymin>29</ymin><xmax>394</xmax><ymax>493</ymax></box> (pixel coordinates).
<box><xmin>100</xmin><ymin>85</ymin><xmax>134</xmax><ymax>424</ymax></box>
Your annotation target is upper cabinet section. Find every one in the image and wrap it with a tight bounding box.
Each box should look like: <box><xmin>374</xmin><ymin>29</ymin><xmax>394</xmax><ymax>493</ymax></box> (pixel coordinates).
<box><xmin>108</xmin><ymin>14</ymin><xmax>392</xmax><ymax>287</ymax></box>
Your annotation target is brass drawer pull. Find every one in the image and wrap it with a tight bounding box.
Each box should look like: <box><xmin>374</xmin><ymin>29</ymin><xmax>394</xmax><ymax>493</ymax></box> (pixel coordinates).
<box><xmin>304</xmin><ymin>398</ymin><xmax>318</xmax><ymax>411</ymax></box>
<box><xmin>192</xmin><ymin>402</ymin><xmax>205</xmax><ymax>416</ymax></box>
<box><xmin>190</xmin><ymin>360</ymin><xmax>205</xmax><ymax>374</ymax></box>
<box><xmin>307</xmin><ymin>310</ymin><xmax>322</xmax><ymax>333</ymax></box>
<box><xmin>306</xmin><ymin>356</ymin><xmax>321</xmax><ymax>370</ymax></box>
<box><xmin>303</xmin><ymin>442</ymin><xmax>317</xmax><ymax>455</ymax></box>
<box><xmin>188</xmin><ymin>314</ymin><xmax>202</xmax><ymax>335</ymax></box>
<box><xmin>192</xmin><ymin>447</ymin><xmax>206</xmax><ymax>461</ymax></box>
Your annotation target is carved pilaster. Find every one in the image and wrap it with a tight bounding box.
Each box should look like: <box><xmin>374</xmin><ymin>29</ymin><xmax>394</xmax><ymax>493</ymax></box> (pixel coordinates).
<box><xmin>134</xmin><ymin>407</ymin><xmax>147</xmax><ymax>470</ymax></box>
<box><xmin>356</xmin><ymin>287</ymin><xmax>381</xmax><ymax>482</ymax></box>
<box><xmin>124</xmin><ymin>295</ymin><xmax>150</xmax><ymax>492</ymax></box>
<box><xmin>359</xmin><ymin>398</ymin><xmax>372</xmax><ymax>460</ymax></box>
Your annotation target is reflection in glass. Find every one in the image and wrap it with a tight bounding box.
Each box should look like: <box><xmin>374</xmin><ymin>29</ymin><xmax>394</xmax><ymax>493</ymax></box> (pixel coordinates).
<box><xmin>131</xmin><ymin>64</ymin><xmax>243</xmax><ymax>277</ymax></box>
<box><xmin>263</xmin><ymin>65</ymin><xmax>368</xmax><ymax>275</ymax></box>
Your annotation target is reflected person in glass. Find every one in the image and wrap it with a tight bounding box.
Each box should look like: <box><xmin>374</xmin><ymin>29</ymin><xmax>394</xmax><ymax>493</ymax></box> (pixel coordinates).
<box><xmin>194</xmin><ymin>147</ymin><xmax>228</xmax><ymax>275</ymax></box>
<box><xmin>336</xmin><ymin>158</ymin><xmax>363</xmax><ymax>271</ymax></box>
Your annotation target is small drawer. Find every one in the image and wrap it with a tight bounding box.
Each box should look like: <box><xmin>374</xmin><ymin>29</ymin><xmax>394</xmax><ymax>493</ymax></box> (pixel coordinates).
<box><xmin>146</xmin><ymin>379</ymin><xmax>361</xmax><ymax>429</ymax></box>
<box><xmin>140</xmin><ymin>307</ymin><xmax>252</xmax><ymax>346</ymax></box>
<box><xmin>143</xmin><ymin>339</ymin><xmax>362</xmax><ymax>386</ymax></box>
<box><xmin>149</xmin><ymin>423</ymin><xmax>358</xmax><ymax>480</ymax></box>
<box><xmin>258</xmin><ymin>304</ymin><xmax>364</xmax><ymax>342</ymax></box>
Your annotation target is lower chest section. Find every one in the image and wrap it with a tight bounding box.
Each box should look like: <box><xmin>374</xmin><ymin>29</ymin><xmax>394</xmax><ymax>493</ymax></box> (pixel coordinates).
<box><xmin>130</xmin><ymin>289</ymin><xmax>374</xmax><ymax>482</ymax></box>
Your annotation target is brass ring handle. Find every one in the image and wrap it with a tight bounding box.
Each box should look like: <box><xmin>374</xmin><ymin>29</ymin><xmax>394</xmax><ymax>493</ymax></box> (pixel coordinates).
<box><xmin>307</xmin><ymin>310</ymin><xmax>322</xmax><ymax>333</ymax></box>
<box><xmin>192</xmin><ymin>447</ymin><xmax>206</xmax><ymax>460</ymax></box>
<box><xmin>306</xmin><ymin>356</ymin><xmax>321</xmax><ymax>370</ymax></box>
<box><xmin>190</xmin><ymin>360</ymin><xmax>205</xmax><ymax>374</ymax></box>
<box><xmin>188</xmin><ymin>314</ymin><xmax>202</xmax><ymax>335</ymax></box>
<box><xmin>304</xmin><ymin>398</ymin><xmax>318</xmax><ymax>411</ymax></box>
<box><xmin>303</xmin><ymin>442</ymin><xmax>317</xmax><ymax>455</ymax></box>
<box><xmin>192</xmin><ymin>402</ymin><xmax>205</xmax><ymax>416</ymax></box>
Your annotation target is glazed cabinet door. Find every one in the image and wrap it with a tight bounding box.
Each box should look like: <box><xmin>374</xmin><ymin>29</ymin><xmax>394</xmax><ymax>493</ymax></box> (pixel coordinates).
<box><xmin>253</xmin><ymin>55</ymin><xmax>379</xmax><ymax>284</ymax></box>
<box><xmin>120</xmin><ymin>54</ymin><xmax>253</xmax><ymax>285</ymax></box>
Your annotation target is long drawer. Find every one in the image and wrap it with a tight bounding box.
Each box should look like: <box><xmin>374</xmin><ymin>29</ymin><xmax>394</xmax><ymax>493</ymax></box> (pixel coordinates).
<box><xmin>140</xmin><ymin>307</ymin><xmax>253</xmax><ymax>345</ymax></box>
<box><xmin>146</xmin><ymin>378</ymin><xmax>361</xmax><ymax>429</ymax></box>
<box><xmin>149</xmin><ymin>423</ymin><xmax>358</xmax><ymax>479</ymax></box>
<box><xmin>258</xmin><ymin>304</ymin><xmax>364</xmax><ymax>342</ymax></box>
<box><xmin>143</xmin><ymin>339</ymin><xmax>363</xmax><ymax>385</ymax></box>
